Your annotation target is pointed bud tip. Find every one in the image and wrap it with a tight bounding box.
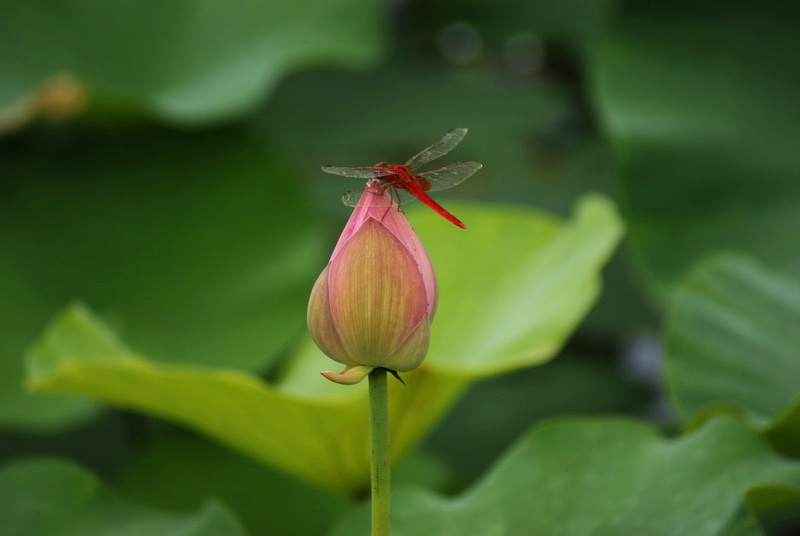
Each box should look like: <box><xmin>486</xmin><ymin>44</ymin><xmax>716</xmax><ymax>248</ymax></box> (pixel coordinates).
<box><xmin>387</xmin><ymin>369</ymin><xmax>406</xmax><ymax>384</ymax></box>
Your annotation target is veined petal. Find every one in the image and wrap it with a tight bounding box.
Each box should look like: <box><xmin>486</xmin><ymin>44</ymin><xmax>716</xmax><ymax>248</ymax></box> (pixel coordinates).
<box><xmin>361</xmin><ymin>188</ymin><xmax>437</xmax><ymax>320</ymax></box>
<box><xmin>329</xmin><ymin>183</ymin><xmax>392</xmax><ymax>263</ymax></box>
<box><xmin>329</xmin><ymin>182</ymin><xmax>437</xmax><ymax>319</ymax></box>
<box><xmin>380</xmin><ymin>315</ymin><xmax>430</xmax><ymax>372</ymax></box>
<box><xmin>380</xmin><ymin>208</ymin><xmax>438</xmax><ymax>320</ymax></box>
<box><xmin>307</xmin><ymin>265</ymin><xmax>353</xmax><ymax>366</ymax></box>
<box><xmin>328</xmin><ymin>218</ymin><xmax>428</xmax><ymax>367</ymax></box>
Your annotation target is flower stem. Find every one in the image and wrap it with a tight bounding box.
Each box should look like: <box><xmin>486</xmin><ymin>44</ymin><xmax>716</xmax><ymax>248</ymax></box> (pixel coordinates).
<box><xmin>368</xmin><ymin>367</ymin><xmax>390</xmax><ymax>536</ymax></box>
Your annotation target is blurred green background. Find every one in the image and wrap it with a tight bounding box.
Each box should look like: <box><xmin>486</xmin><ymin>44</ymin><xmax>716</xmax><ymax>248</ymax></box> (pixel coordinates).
<box><xmin>2</xmin><ymin>0</ymin><xmax>800</xmax><ymax>535</ymax></box>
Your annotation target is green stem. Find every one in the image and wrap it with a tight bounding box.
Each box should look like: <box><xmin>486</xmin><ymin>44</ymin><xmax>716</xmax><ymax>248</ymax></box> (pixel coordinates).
<box><xmin>368</xmin><ymin>368</ymin><xmax>390</xmax><ymax>536</ymax></box>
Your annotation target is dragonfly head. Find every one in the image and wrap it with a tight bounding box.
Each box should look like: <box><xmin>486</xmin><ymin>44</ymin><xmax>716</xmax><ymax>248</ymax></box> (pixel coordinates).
<box><xmin>371</xmin><ymin>162</ymin><xmax>390</xmax><ymax>177</ymax></box>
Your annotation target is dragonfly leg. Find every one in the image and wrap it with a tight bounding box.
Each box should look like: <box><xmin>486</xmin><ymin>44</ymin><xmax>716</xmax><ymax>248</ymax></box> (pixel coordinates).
<box><xmin>377</xmin><ymin>189</ymin><xmax>405</xmax><ymax>222</ymax></box>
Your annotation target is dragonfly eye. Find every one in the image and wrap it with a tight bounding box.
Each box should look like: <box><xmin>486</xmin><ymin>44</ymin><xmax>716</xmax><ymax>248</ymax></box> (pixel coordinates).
<box><xmin>372</xmin><ymin>163</ymin><xmax>394</xmax><ymax>178</ymax></box>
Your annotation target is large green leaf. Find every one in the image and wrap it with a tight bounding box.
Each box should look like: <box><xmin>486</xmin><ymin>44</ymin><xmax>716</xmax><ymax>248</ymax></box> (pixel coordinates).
<box><xmin>114</xmin><ymin>429</ymin><xmax>448</xmax><ymax>536</ymax></box>
<box><xmin>0</xmin><ymin>458</ymin><xmax>246</xmax><ymax>536</ymax></box>
<box><xmin>0</xmin><ymin>125</ymin><xmax>321</xmax><ymax>431</ymax></box>
<box><xmin>592</xmin><ymin>1</ymin><xmax>800</xmax><ymax>299</ymax></box>
<box><xmin>665</xmin><ymin>254</ymin><xmax>800</xmax><ymax>454</ymax></box>
<box><xmin>333</xmin><ymin>417</ymin><xmax>800</xmax><ymax>536</ymax></box>
<box><xmin>115</xmin><ymin>429</ymin><xmax>347</xmax><ymax>536</ymax></box>
<box><xmin>0</xmin><ymin>0</ymin><xmax>383</xmax><ymax>125</ymax></box>
<box><xmin>426</xmin><ymin>354</ymin><xmax>649</xmax><ymax>483</ymax></box>
<box><xmin>423</xmin><ymin>198</ymin><xmax>621</xmax><ymax>374</ymax></box>
<box><xmin>26</xmin><ymin>195</ymin><xmax>622</xmax><ymax>494</ymax></box>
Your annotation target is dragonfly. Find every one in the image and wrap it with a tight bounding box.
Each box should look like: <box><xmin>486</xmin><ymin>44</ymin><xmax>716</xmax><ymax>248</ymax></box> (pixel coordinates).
<box><xmin>321</xmin><ymin>127</ymin><xmax>482</xmax><ymax>229</ymax></box>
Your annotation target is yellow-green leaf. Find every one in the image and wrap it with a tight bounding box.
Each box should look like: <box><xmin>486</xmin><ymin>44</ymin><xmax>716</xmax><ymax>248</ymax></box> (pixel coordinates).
<box><xmin>0</xmin><ymin>458</ymin><xmax>246</xmax><ymax>536</ymax></box>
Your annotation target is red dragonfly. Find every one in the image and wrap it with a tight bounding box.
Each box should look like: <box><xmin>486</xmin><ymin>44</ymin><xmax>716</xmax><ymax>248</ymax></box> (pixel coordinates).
<box><xmin>322</xmin><ymin>127</ymin><xmax>481</xmax><ymax>229</ymax></box>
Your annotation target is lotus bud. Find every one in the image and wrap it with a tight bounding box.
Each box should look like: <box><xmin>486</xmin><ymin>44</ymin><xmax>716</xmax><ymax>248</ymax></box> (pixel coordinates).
<box><xmin>308</xmin><ymin>180</ymin><xmax>437</xmax><ymax>385</ymax></box>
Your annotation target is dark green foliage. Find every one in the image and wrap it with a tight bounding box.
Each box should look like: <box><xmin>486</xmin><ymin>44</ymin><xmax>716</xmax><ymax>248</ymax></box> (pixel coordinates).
<box><xmin>1</xmin><ymin>0</ymin><xmax>798</xmax><ymax>534</ymax></box>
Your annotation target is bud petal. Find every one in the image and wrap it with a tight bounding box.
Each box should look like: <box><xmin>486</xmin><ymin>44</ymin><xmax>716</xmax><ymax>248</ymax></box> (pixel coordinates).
<box><xmin>320</xmin><ymin>365</ymin><xmax>374</xmax><ymax>385</ymax></box>
<box><xmin>308</xmin><ymin>182</ymin><xmax>437</xmax><ymax>383</ymax></box>
<box><xmin>327</xmin><ymin>218</ymin><xmax>428</xmax><ymax>364</ymax></box>
<box><xmin>307</xmin><ymin>265</ymin><xmax>351</xmax><ymax>365</ymax></box>
<box><xmin>329</xmin><ymin>184</ymin><xmax>437</xmax><ymax>320</ymax></box>
<box><xmin>380</xmin><ymin>314</ymin><xmax>430</xmax><ymax>372</ymax></box>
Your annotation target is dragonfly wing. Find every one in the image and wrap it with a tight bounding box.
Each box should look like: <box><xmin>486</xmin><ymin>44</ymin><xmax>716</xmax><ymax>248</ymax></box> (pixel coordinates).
<box><xmin>342</xmin><ymin>188</ymin><xmax>368</xmax><ymax>207</ymax></box>
<box><xmin>419</xmin><ymin>160</ymin><xmax>482</xmax><ymax>191</ymax></box>
<box><xmin>322</xmin><ymin>165</ymin><xmax>397</xmax><ymax>178</ymax></box>
<box><xmin>404</xmin><ymin>127</ymin><xmax>468</xmax><ymax>169</ymax></box>
<box><xmin>342</xmin><ymin>187</ymin><xmax>417</xmax><ymax>207</ymax></box>
<box><xmin>392</xmin><ymin>188</ymin><xmax>419</xmax><ymax>206</ymax></box>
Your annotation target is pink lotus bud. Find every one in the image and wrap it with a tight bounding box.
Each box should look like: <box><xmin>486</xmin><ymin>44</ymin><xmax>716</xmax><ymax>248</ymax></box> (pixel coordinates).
<box><xmin>308</xmin><ymin>180</ymin><xmax>437</xmax><ymax>385</ymax></box>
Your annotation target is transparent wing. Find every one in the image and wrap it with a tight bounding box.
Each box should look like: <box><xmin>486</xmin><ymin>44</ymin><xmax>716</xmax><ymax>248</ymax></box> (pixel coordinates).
<box><xmin>404</xmin><ymin>127</ymin><xmax>468</xmax><ymax>169</ymax></box>
<box><xmin>342</xmin><ymin>186</ymin><xmax>418</xmax><ymax>207</ymax></box>
<box><xmin>321</xmin><ymin>165</ymin><xmax>396</xmax><ymax>178</ymax></box>
<box><xmin>419</xmin><ymin>160</ymin><xmax>482</xmax><ymax>191</ymax></box>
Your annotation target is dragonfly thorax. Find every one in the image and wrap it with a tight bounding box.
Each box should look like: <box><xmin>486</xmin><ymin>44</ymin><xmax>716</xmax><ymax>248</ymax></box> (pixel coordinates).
<box><xmin>372</xmin><ymin>163</ymin><xmax>431</xmax><ymax>191</ymax></box>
